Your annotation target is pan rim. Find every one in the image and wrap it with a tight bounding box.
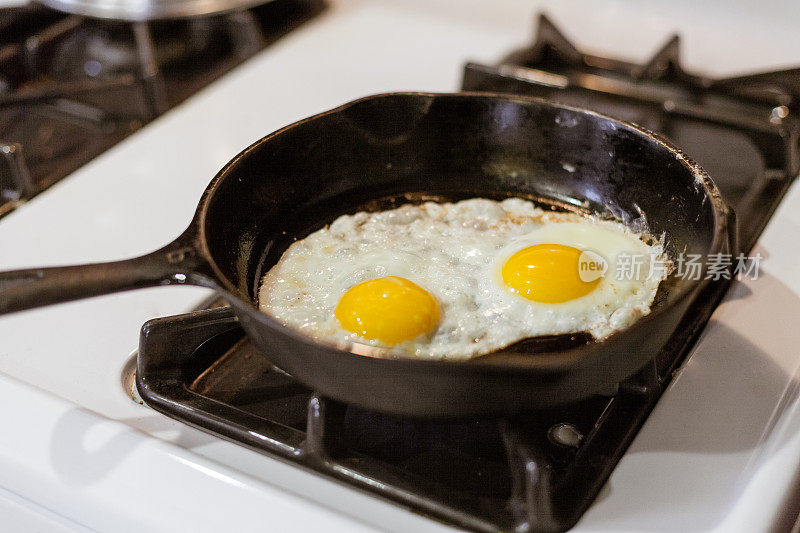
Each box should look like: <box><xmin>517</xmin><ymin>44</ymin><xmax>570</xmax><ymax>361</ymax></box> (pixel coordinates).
<box><xmin>192</xmin><ymin>91</ymin><xmax>731</xmax><ymax>370</ymax></box>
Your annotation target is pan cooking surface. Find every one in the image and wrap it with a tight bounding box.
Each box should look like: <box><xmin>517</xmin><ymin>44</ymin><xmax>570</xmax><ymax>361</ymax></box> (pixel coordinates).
<box><xmin>250</xmin><ymin>190</ymin><xmax>673</xmax><ymax>358</ymax></box>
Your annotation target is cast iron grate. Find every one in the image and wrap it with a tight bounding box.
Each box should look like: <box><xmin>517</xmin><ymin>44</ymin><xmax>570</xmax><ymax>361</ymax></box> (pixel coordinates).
<box><xmin>463</xmin><ymin>14</ymin><xmax>799</xmax><ymax>253</ymax></box>
<box><xmin>137</xmin><ymin>272</ymin><xmax>727</xmax><ymax>532</ymax></box>
<box><xmin>0</xmin><ymin>0</ymin><xmax>325</xmax><ymax>217</ymax></box>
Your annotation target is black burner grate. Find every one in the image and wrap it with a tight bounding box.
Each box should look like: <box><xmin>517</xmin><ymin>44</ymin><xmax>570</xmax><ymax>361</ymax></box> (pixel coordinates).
<box><xmin>463</xmin><ymin>14</ymin><xmax>799</xmax><ymax>252</ymax></box>
<box><xmin>0</xmin><ymin>0</ymin><xmax>325</xmax><ymax>217</ymax></box>
<box><xmin>138</xmin><ymin>269</ymin><xmax>728</xmax><ymax>532</ymax></box>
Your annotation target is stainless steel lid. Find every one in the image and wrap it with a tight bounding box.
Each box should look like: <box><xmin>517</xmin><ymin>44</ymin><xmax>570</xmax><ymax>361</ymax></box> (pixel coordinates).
<box><xmin>34</xmin><ymin>0</ymin><xmax>270</xmax><ymax>20</ymax></box>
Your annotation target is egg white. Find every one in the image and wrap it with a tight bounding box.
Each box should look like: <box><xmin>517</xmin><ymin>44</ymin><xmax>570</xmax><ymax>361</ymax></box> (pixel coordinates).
<box><xmin>258</xmin><ymin>198</ymin><xmax>668</xmax><ymax>360</ymax></box>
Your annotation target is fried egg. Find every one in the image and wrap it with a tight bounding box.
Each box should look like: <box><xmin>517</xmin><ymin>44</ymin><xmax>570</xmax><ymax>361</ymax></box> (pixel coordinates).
<box><xmin>258</xmin><ymin>198</ymin><xmax>668</xmax><ymax>360</ymax></box>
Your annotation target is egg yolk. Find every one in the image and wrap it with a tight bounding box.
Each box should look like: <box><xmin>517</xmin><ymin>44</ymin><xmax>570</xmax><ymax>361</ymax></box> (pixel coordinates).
<box><xmin>502</xmin><ymin>244</ymin><xmax>601</xmax><ymax>303</ymax></box>
<box><xmin>335</xmin><ymin>276</ymin><xmax>440</xmax><ymax>345</ymax></box>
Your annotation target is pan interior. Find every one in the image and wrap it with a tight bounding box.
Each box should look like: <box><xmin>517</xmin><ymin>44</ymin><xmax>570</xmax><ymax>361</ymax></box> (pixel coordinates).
<box><xmin>200</xmin><ymin>93</ymin><xmax>718</xmax><ymax>355</ymax></box>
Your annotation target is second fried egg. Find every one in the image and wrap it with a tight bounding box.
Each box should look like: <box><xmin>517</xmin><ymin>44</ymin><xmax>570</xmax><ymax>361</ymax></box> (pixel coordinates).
<box><xmin>258</xmin><ymin>198</ymin><xmax>667</xmax><ymax>360</ymax></box>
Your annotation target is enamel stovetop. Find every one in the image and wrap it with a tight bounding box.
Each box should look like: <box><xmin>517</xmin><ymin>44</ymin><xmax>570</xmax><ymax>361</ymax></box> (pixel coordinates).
<box><xmin>0</xmin><ymin>0</ymin><xmax>799</xmax><ymax>531</ymax></box>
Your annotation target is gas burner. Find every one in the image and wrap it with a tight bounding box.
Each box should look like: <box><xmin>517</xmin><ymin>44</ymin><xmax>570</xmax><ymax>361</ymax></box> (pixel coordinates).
<box><xmin>47</xmin><ymin>19</ymin><xmax>227</xmax><ymax>81</ymax></box>
<box><xmin>464</xmin><ymin>14</ymin><xmax>800</xmax><ymax>252</ymax></box>
<box><xmin>0</xmin><ymin>0</ymin><xmax>325</xmax><ymax>218</ymax></box>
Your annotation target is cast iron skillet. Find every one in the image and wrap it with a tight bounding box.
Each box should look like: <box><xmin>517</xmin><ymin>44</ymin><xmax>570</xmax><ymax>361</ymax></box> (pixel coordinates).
<box><xmin>0</xmin><ymin>92</ymin><xmax>733</xmax><ymax>418</ymax></box>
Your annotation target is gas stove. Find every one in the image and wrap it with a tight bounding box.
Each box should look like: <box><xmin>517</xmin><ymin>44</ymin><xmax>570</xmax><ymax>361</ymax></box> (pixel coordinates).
<box><xmin>1</xmin><ymin>1</ymin><xmax>799</xmax><ymax>532</ymax></box>
<box><xmin>0</xmin><ymin>0</ymin><xmax>324</xmax><ymax>216</ymax></box>
<box><xmin>132</xmin><ymin>15</ymin><xmax>796</xmax><ymax>532</ymax></box>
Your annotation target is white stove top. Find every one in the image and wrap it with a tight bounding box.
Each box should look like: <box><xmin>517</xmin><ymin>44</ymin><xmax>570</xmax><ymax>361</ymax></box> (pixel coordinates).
<box><xmin>1</xmin><ymin>0</ymin><xmax>799</xmax><ymax>531</ymax></box>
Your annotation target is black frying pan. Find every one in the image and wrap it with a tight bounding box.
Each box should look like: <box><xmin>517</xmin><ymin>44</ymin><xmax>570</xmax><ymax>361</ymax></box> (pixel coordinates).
<box><xmin>0</xmin><ymin>92</ymin><xmax>733</xmax><ymax>418</ymax></box>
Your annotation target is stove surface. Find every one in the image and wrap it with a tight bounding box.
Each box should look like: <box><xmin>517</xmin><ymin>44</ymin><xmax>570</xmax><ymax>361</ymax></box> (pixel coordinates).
<box><xmin>0</xmin><ymin>1</ymin><xmax>799</xmax><ymax>531</ymax></box>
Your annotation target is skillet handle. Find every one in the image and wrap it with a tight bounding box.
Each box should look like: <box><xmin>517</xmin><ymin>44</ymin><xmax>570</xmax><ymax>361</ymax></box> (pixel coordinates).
<box><xmin>0</xmin><ymin>229</ymin><xmax>213</xmax><ymax>316</ymax></box>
